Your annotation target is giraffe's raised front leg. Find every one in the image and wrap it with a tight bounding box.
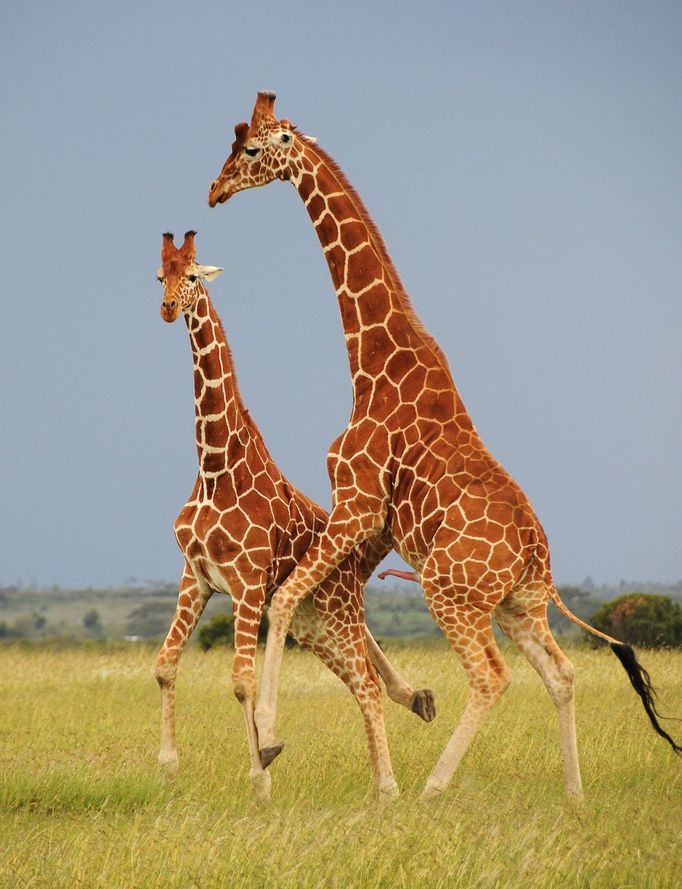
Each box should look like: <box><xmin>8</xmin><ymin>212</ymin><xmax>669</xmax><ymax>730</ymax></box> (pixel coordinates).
<box><xmin>255</xmin><ymin>500</ymin><xmax>387</xmax><ymax>767</ymax></box>
<box><xmin>155</xmin><ymin>565</ymin><xmax>212</xmax><ymax>776</ymax></box>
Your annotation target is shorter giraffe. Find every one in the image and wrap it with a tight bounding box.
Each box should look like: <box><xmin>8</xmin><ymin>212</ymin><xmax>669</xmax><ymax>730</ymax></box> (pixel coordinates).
<box><xmin>154</xmin><ymin>231</ymin><xmax>434</xmax><ymax>802</ymax></box>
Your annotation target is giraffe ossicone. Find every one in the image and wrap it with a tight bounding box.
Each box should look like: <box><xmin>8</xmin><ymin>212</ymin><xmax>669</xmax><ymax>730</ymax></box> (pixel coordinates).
<box><xmin>208</xmin><ymin>92</ymin><xmax>681</xmax><ymax>798</ymax></box>
<box><xmin>154</xmin><ymin>230</ymin><xmax>437</xmax><ymax>802</ymax></box>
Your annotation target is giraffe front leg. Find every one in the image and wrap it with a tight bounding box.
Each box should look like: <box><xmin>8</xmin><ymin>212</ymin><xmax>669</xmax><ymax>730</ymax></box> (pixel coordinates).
<box><xmin>231</xmin><ymin>595</ymin><xmax>273</xmax><ymax>803</ymax></box>
<box><xmin>155</xmin><ymin>565</ymin><xmax>211</xmax><ymax>776</ymax></box>
<box><xmin>255</xmin><ymin>505</ymin><xmax>386</xmax><ymax>766</ymax></box>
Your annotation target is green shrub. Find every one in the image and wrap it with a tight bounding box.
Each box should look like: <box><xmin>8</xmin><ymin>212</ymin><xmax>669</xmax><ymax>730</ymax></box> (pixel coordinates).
<box><xmin>197</xmin><ymin>609</ymin><xmax>300</xmax><ymax>651</ymax></box>
<box><xmin>198</xmin><ymin>613</ymin><xmax>235</xmax><ymax>651</ymax></box>
<box><xmin>590</xmin><ymin>593</ymin><xmax>682</xmax><ymax>648</ymax></box>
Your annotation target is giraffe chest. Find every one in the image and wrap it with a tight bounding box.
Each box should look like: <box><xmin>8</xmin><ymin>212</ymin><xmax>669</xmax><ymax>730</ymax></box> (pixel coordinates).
<box><xmin>172</xmin><ymin>477</ymin><xmax>318</xmax><ymax>596</ymax></box>
<box><xmin>173</xmin><ymin>493</ymin><xmax>278</xmax><ymax>593</ymax></box>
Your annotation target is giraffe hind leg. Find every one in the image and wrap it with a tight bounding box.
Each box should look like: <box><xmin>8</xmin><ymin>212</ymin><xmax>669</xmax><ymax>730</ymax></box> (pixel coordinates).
<box><xmin>495</xmin><ymin>594</ymin><xmax>583</xmax><ymax>798</ymax></box>
<box><xmin>361</xmin><ymin>539</ymin><xmax>436</xmax><ymax>721</ymax></box>
<box><xmin>289</xmin><ymin>596</ymin><xmax>398</xmax><ymax>799</ymax></box>
<box><xmin>421</xmin><ymin>584</ymin><xmax>511</xmax><ymax>798</ymax></box>
<box><xmin>365</xmin><ymin>631</ymin><xmax>436</xmax><ymax>722</ymax></box>
<box><xmin>255</xmin><ymin>504</ymin><xmax>386</xmax><ymax>760</ymax></box>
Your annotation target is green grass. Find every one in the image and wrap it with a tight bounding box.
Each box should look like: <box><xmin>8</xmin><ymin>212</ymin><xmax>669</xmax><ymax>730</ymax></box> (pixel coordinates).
<box><xmin>0</xmin><ymin>642</ymin><xmax>680</xmax><ymax>888</ymax></box>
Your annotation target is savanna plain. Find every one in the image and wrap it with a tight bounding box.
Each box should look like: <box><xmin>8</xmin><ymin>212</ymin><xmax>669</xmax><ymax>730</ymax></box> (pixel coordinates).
<box><xmin>1</xmin><ymin>641</ymin><xmax>680</xmax><ymax>889</ymax></box>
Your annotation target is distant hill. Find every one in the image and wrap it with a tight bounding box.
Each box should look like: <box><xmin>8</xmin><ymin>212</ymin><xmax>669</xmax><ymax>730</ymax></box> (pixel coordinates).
<box><xmin>1</xmin><ymin>578</ymin><xmax>680</xmax><ymax>643</ymax></box>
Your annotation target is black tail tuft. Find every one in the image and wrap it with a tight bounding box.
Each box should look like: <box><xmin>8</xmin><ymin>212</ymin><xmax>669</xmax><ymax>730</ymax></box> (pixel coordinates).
<box><xmin>610</xmin><ymin>642</ymin><xmax>682</xmax><ymax>754</ymax></box>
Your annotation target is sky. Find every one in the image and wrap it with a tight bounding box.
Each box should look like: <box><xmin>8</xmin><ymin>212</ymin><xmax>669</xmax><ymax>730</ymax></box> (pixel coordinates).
<box><xmin>1</xmin><ymin>1</ymin><xmax>680</xmax><ymax>589</ymax></box>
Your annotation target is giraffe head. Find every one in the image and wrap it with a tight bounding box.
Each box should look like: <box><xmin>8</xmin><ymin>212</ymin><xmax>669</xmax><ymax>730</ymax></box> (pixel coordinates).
<box><xmin>208</xmin><ymin>91</ymin><xmax>304</xmax><ymax>206</ymax></box>
<box><xmin>157</xmin><ymin>231</ymin><xmax>223</xmax><ymax>322</ymax></box>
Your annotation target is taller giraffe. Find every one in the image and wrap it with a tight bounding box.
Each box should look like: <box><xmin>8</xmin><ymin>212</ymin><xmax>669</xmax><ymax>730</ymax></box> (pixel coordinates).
<box><xmin>208</xmin><ymin>92</ymin><xmax>680</xmax><ymax>797</ymax></box>
<box><xmin>154</xmin><ymin>230</ymin><xmax>433</xmax><ymax>802</ymax></box>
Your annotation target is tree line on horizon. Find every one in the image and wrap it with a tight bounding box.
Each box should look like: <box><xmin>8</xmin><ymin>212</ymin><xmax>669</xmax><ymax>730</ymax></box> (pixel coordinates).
<box><xmin>1</xmin><ymin>579</ymin><xmax>681</xmax><ymax>649</ymax></box>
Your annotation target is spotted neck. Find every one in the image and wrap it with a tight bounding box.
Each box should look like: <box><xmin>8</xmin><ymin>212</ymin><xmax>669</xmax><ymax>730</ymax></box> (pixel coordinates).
<box><xmin>185</xmin><ymin>289</ymin><xmax>255</xmax><ymax>477</ymax></box>
<box><xmin>289</xmin><ymin>140</ymin><xmax>471</xmax><ymax>423</ymax></box>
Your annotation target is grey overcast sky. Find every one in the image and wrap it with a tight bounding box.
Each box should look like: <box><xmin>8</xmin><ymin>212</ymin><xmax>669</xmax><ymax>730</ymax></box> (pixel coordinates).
<box><xmin>1</xmin><ymin>1</ymin><xmax>680</xmax><ymax>589</ymax></box>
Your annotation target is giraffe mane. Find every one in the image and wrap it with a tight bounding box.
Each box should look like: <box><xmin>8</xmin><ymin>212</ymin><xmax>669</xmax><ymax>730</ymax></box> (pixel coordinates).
<box><xmin>210</xmin><ymin>305</ymin><xmax>264</xmax><ymax>442</ymax></box>
<box><xmin>297</xmin><ymin>134</ymin><xmax>453</xmax><ymax>374</ymax></box>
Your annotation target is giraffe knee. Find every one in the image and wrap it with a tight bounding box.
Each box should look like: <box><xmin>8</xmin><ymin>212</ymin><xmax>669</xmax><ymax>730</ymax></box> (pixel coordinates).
<box><xmin>266</xmin><ymin>596</ymin><xmax>297</xmax><ymax>642</ymax></box>
<box><xmin>473</xmin><ymin>661</ymin><xmax>511</xmax><ymax>705</ymax></box>
<box><xmin>498</xmin><ymin>664</ymin><xmax>512</xmax><ymax>696</ymax></box>
<box><xmin>549</xmin><ymin>658</ymin><xmax>575</xmax><ymax>707</ymax></box>
<box><xmin>155</xmin><ymin>659</ymin><xmax>177</xmax><ymax>688</ymax></box>
<box><xmin>232</xmin><ymin>667</ymin><xmax>256</xmax><ymax>704</ymax></box>
<box><xmin>484</xmin><ymin>646</ymin><xmax>511</xmax><ymax>698</ymax></box>
<box><xmin>491</xmin><ymin>663</ymin><xmax>512</xmax><ymax>700</ymax></box>
<box><xmin>351</xmin><ymin>663</ymin><xmax>383</xmax><ymax>704</ymax></box>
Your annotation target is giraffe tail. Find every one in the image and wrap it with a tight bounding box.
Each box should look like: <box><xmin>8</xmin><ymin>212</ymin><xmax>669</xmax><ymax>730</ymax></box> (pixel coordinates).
<box><xmin>548</xmin><ymin>584</ymin><xmax>682</xmax><ymax>755</ymax></box>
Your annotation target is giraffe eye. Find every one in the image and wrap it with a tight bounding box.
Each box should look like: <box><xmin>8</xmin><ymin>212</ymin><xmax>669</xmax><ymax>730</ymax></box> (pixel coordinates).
<box><xmin>156</xmin><ymin>275</ymin><xmax>163</xmax><ymax>283</ymax></box>
<box><xmin>280</xmin><ymin>133</ymin><xmax>291</xmax><ymax>144</ymax></box>
<box><xmin>188</xmin><ymin>274</ymin><xmax>197</xmax><ymax>283</ymax></box>
<box><xmin>244</xmin><ymin>145</ymin><xmax>261</xmax><ymax>158</ymax></box>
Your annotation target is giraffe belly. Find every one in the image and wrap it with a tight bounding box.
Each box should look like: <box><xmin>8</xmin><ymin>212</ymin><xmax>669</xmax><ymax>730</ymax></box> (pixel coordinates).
<box><xmin>389</xmin><ymin>487</ymin><xmax>444</xmax><ymax>572</ymax></box>
<box><xmin>181</xmin><ymin>546</ymin><xmax>232</xmax><ymax>596</ymax></box>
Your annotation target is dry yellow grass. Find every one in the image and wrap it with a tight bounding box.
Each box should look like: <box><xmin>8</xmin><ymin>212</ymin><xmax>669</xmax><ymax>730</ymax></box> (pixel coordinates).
<box><xmin>0</xmin><ymin>641</ymin><xmax>680</xmax><ymax>888</ymax></box>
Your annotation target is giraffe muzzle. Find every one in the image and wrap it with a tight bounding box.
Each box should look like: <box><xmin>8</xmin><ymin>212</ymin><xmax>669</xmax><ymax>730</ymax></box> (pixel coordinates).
<box><xmin>208</xmin><ymin>182</ymin><xmax>233</xmax><ymax>207</ymax></box>
<box><xmin>160</xmin><ymin>302</ymin><xmax>180</xmax><ymax>323</ymax></box>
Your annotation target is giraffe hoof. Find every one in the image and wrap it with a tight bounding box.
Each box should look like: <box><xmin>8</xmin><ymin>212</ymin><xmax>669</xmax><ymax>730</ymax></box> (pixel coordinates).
<box><xmin>250</xmin><ymin>768</ymin><xmax>272</xmax><ymax>803</ymax></box>
<box><xmin>377</xmin><ymin>779</ymin><xmax>400</xmax><ymax>801</ymax></box>
<box><xmin>411</xmin><ymin>688</ymin><xmax>436</xmax><ymax>722</ymax></box>
<box><xmin>158</xmin><ymin>753</ymin><xmax>179</xmax><ymax>778</ymax></box>
<box><xmin>259</xmin><ymin>742</ymin><xmax>285</xmax><ymax>769</ymax></box>
<box><xmin>421</xmin><ymin>780</ymin><xmax>446</xmax><ymax>800</ymax></box>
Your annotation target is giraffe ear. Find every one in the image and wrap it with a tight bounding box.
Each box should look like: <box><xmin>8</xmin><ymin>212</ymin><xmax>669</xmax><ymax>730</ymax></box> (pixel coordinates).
<box><xmin>231</xmin><ymin>122</ymin><xmax>249</xmax><ymax>154</ymax></box>
<box><xmin>196</xmin><ymin>265</ymin><xmax>224</xmax><ymax>282</ymax></box>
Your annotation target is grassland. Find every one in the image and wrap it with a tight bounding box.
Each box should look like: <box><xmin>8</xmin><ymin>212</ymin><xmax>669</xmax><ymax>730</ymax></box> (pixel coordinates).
<box><xmin>0</xmin><ymin>641</ymin><xmax>680</xmax><ymax>888</ymax></box>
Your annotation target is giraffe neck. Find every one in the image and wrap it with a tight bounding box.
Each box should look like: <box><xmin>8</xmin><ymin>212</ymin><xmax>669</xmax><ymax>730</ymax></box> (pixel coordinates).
<box><xmin>185</xmin><ymin>289</ymin><xmax>255</xmax><ymax>477</ymax></box>
<box><xmin>290</xmin><ymin>139</ymin><xmax>471</xmax><ymax>422</ymax></box>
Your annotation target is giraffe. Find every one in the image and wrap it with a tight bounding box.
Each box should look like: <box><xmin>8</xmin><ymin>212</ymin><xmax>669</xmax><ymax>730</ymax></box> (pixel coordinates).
<box><xmin>207</xmin><ymin>92</ymin><xmax>681</xmax><ymax>797</ymax></box>
<box><xmin>154</xmin><ymin>230</ymin><xmax>436</xmax><ymax>802</ymax></box>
